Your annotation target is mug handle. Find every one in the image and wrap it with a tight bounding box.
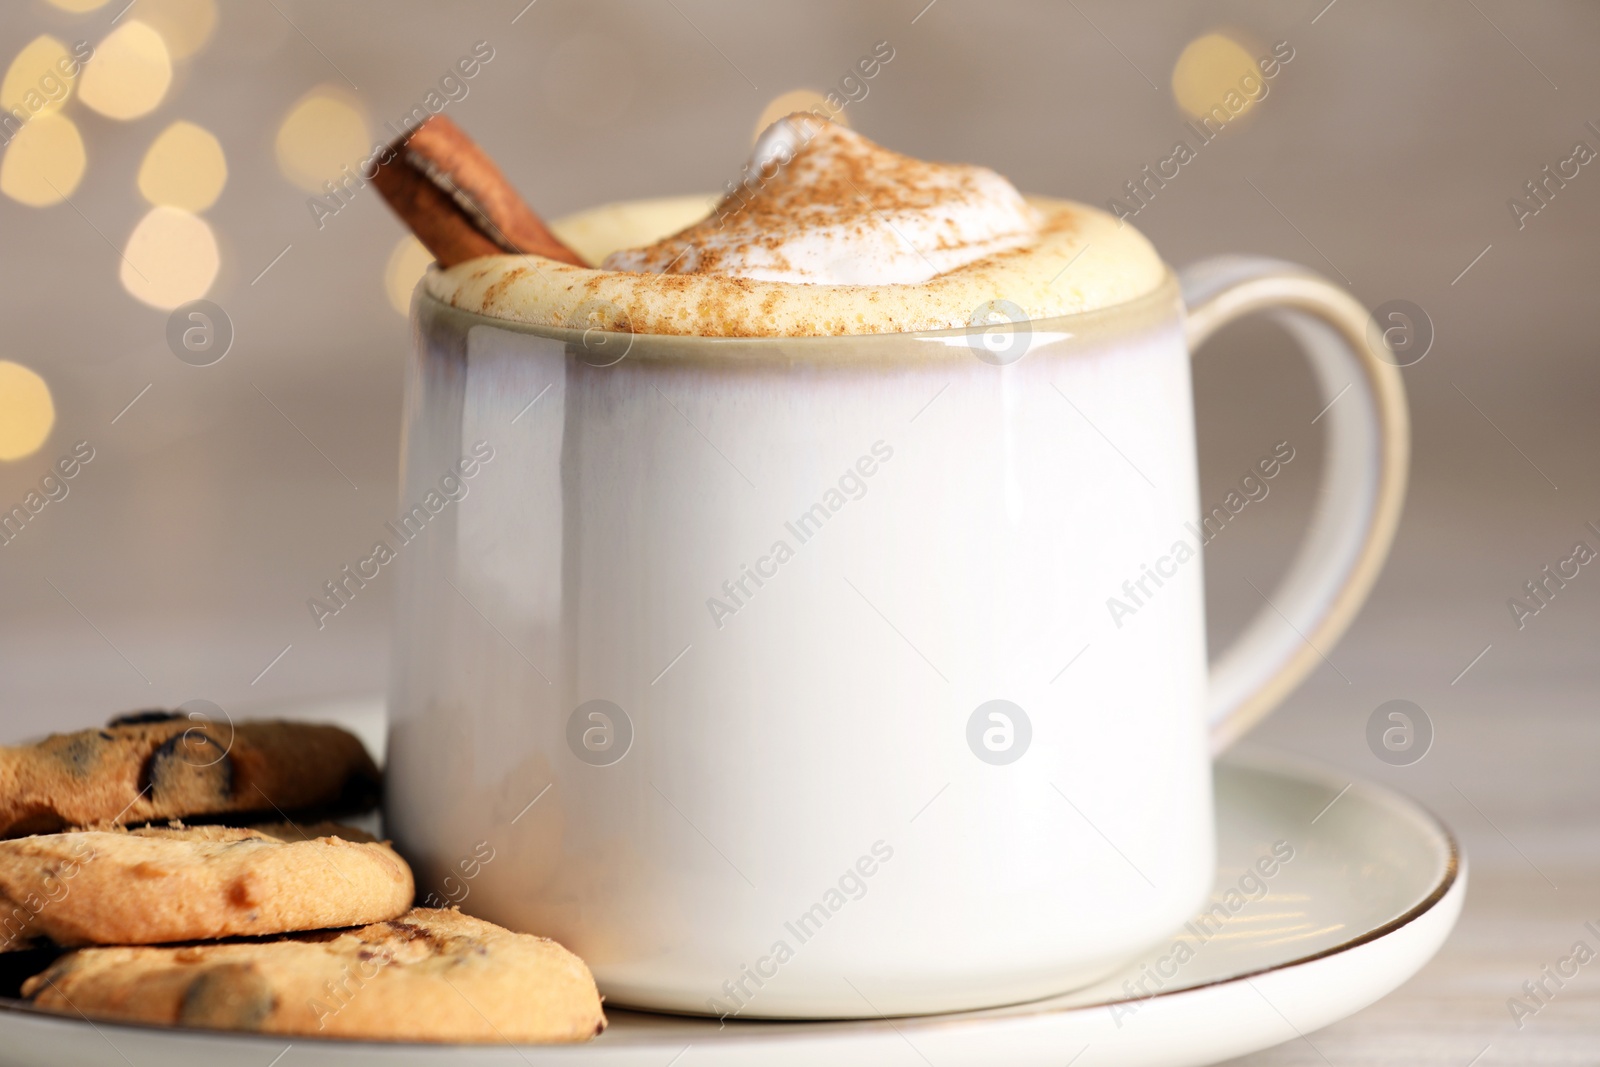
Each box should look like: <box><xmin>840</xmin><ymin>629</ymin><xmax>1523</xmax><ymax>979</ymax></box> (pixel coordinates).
<box><xmin>1179</xmin><ymin>256</ymin><xmax>1410</xmax><ymax>753</ymax></box>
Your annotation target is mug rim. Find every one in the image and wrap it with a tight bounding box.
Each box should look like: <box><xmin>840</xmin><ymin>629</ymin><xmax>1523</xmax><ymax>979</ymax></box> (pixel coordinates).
<box><xmin>415</xmin><ymin>270</ymin><xmax>1182</xmax><ymax>366</ymax></box>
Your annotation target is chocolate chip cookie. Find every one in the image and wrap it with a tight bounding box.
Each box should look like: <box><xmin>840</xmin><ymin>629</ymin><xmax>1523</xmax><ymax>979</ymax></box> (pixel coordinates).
<box><xmin>0</xmin><ymin>713</ymin><xmax>380</xmax><ymax>837</ymax></box>
<box><xmin>24</xmin><ymin>907</ymin><xmax>606</xmax><ymax>1043</ymax></box>
<box><xmin>0</xmin><ymin>822</ymin><xmax>412</xmax><ymax>952</ymax></box>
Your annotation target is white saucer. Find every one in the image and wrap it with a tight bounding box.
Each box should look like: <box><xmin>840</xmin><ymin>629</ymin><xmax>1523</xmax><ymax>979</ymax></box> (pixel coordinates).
<box><xmin>0</xmin><ymin>697</ymin><xmax>1463</xmax><ymax>1067</ymax></box>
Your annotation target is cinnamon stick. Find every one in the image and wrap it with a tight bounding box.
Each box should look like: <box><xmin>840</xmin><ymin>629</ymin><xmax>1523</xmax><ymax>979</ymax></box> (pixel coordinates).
<box><xmin>372</xmin><ymin>115</ymin><xmax>586</xmax><ymax>269</ymax></box>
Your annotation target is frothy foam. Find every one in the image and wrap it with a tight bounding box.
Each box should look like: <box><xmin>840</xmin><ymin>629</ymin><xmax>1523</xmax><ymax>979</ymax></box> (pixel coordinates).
<box><xmin>601</xmin><ymin>115</ymin><xmax>1040</xmax><ymax>286</ymax></box>
<box><xmin>424</xmin><ymin>121</ymin><xmax>1168</xmax><ymax>337</ymax></box>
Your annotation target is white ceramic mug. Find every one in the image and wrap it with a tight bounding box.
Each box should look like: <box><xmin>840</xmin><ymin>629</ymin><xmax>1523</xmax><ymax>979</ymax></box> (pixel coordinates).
<box><xmin>385</xmin><ymin>246</ymin><xmax>1407</xmax><ymax>1018</ymax></box>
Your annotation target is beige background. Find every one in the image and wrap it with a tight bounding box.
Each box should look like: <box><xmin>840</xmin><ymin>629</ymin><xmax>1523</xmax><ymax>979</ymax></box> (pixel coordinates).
<box><xmin>0</xmin><ymin>0</ymin><xmax>1597</xmax><ymax>1059</ymax></box>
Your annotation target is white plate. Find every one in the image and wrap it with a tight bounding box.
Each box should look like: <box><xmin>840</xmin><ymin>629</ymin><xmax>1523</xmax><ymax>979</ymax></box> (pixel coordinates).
<box><xmin>0</xmin><ymin>699</ymin><xmax>1463</xmax><ymax>1067</ymax></box>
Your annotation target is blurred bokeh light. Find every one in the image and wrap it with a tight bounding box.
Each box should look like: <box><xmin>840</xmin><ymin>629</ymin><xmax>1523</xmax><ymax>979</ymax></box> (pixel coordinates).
<box><xmin>118</xmin><ymin>205</ymin><xmax>219</xmax><ymax>309</ymax></box>
<box><xmin>79</xmin><ymin>20</ymin><xmax>173</xmax><ymax>121</ymax></box>
<box><xmin>1171</xmin><ymin>32</ymin><xmax>1263</xmax><ymax>121</ymax></box>
<box><xmin>0</xmin><ymin>113</ymin><xmax>86</xmax><ymax>207</ymax></box>
<box><xmin>44</xmin><ymin>0</ymin><xmax>109</xmax><ymax>11</ymax></box>
<box><xmin>2</xmin><ymin>36</ymin><xmax>77</xmax><ymax>116</ymax></box>
<box><xmin>0</xmin><ymin>360</ymin><xmax>55</xmax><ymax>462</ymax></box>
<box><xmin>130</xmin><ymin>0</ymin><xmax>219</xmax><ymax>61</ymax></box>
<box><xmin>138</xmin><ymin>120</ymin><xmax>226</xmax><ymax>212</ymax></box>
<box><xmin>274</xmin><ymin>87</ymin><xmax>370</xmax><ymax>195</ymax></box>
<box><xmin>384</xmin><ymin>235</ymin><xmax>433</xmax><ymax>317</ymax></box>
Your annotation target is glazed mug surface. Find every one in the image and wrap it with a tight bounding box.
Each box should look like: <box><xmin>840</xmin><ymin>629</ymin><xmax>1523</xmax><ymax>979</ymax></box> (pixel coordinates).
<box><xmin>386</xmin><ymin>238</ymin><xmax>1407</xmax><ymax>1018</ymax></box>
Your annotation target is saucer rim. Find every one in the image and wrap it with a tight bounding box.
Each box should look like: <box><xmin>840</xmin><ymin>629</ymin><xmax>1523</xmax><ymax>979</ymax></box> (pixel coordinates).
<box><xmin>1079</xmin><ymin>753</ymin><xmax>1460</xmax><ymax>1022</ymax></box>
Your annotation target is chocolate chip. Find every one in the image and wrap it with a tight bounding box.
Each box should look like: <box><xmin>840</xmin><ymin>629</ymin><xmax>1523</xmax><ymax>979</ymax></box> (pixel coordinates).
<box><xmin>383</xmin><ymin>920</ymin><xmax>443</xmax><ymax>949</ymax></box>
<box><xmin>52</xmin><ymin>733</ymin><xmax>106</xmax><ymax>778</ymax></box>
<box><xmin>142</xmin><ymin>731</ymin><xmax>234</xmax><ymax>803</ymax></box>
<box><xmin>225</xmin><ymin>877</ymin><xmax>254</xmax><ymax>909</ymax></box>
<box><xmin>179</xmin><ymin>963</ymin><xmax>276</xmax><ymax>1031</ymax></box>
<box><xmin>107</xmin><ymin>710</ymin><xmax>183</xmax><ymax>727</ymax></box>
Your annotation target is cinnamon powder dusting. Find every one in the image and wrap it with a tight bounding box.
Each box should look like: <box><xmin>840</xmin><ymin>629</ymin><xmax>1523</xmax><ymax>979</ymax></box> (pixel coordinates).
<box><xmin>602</xmin><ymin>115</ymin><xmax>1041</xmax><ymax>286</ymax></box>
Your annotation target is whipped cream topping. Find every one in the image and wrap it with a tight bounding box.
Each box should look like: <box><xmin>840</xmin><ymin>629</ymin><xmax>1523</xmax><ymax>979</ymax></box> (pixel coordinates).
<box><xmin>600</xmin><ymin>114</ymin><xmax>1041</xmax><ymax>285</ymax></box>
<box><xmin>425</xmin><ymin>121</ymin><xmax>1170</xmax><ymax>336</ymax></box>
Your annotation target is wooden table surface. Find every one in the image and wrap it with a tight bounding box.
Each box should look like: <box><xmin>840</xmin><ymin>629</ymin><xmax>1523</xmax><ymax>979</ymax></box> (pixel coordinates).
<box><xmin>1217</xmin><ymin>517</ymin><xmax>1600</xmax><ymax>1063</ymax></box>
